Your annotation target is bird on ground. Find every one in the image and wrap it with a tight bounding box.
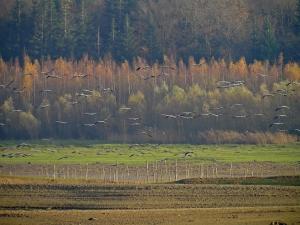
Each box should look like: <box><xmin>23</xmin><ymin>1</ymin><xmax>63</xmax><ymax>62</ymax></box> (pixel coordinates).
<box><xmin>183</xmin><ymin>151</ymin><xmax>193</xmax><ymax>158</ymax></box>
<box><xmin>231</xmin><ymin>82</ymin><xmax>244</xmax><ymax>87</ymax></box>
<box><xmin>286</xmin><ymin>81</ymin><xmax>300</xmax><ymax>86</ymax></box>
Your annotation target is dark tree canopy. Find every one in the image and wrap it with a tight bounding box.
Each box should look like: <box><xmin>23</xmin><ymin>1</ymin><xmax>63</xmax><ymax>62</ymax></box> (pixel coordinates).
<box><xmin>0</xmin><ymin>0</ymin><xmax>299</xmax><ymax>63</ymax></box>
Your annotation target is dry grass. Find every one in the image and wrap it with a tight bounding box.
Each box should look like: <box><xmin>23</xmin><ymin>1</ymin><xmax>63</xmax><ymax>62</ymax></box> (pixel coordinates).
<box><xmin>0</xmin><ymin>207</ymin><xmax>299</xmax><ymax>225</ymax></box>
<box><xmin>199</xmin><ymin>131</ymin><xmax>298</xmax><ymax>144</ymax></box>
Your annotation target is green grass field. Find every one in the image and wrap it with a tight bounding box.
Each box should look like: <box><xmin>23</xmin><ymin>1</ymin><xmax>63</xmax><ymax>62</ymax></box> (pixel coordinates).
<box><xmin>0</xmin><ymin>140</ymin><xmax>300</xmax><ymax>165</ymax></box>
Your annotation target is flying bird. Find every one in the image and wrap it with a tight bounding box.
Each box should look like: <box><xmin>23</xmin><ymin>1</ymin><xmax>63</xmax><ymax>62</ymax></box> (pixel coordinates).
<box><xmin>41</xmin><ymin>68</ymin><xmax>54</xmax><ymax>75</ymax></box>
<box><xmin>82</xmin><ymin>123</ymin><xmax>96</xmax><ymax>127</ymax></box>
<box><xmin>257</xmin><ymin>73</ymin><xmax>270</xmax><ymax>78</ymax></box>
<box><xmin>232</xmin><ymin>115</ymin><xmax>247</xmax><ymax>118</ymax></box>
<box><xmin>72</xmin><ymin>73</ymin><xmax>87</xmax><ymax>78</ymax></box>
<box><xmin>46</xmin><ymin>75</ymin><xmax>62</xmax><ymax>79</ymax></box>
<box><xmin>140</xmin><ymin>130</ymin><xmax>153</xmax><ymax>138</ymax></box>
<box><xmin>160</xmin><ymin>65</ymin><xmax>176</xmax><ymax>70</ymax></box>
<box><xmin>136</xmin><ymin>66</ymin><xmax>150</xmax><ymax>71</ymax></box>
<box><xmin>128</xmin><ymin>117</ymin><xmax>140</xmax><ymax>121</ymax></box>
<box><xmin>252</xmin><ymin>113</ymin><xmax>264</xmax><ymax>117</ymax></box>
<box><xmin>269</xmin><ymin>122</ymin><xmax>284</xmax><ymax>128</ymax></box>
<box><xmin>83</xmin><ymin>112</ymin><xmax>97</xmax><ymax>116</ymax></box>
<box><xmin>161</xmin><ymin>113</ymin><xmax>177</xmax><ymax>119</ymax></box>
<box><xmin>120</xmin><ymin>107</ymin><xmax>131</xmax><ymax>111</ymax></box>
<box><xmin>40</xmin><ymin>89</ymin><xmax>53</xmax><ymax>93</ymax></box>
<box><xmin>55</xmin><ymin>121</ymin><xmax>68</xmax><ymax>125</ymax></box>
<box><xmin>273</xmin><ymin>115</ymin><xmax>287</xmax><ymax>120</ymax></box>
<box><xmin>275</xmin><ymin>106</ymin><xmax>290</xmax><ymax>111</ymax></box>
<box><xmin>40</xmin><ymin>104</ymin><xmax>50</xmax><ymax>109</ymax></box>
<box><xmin>0</xmin><ymin>79</ymin><xmax>15</xmax><ymax>89</ymax></box>
<box><xmin>231</xmin><ymin>103</ymin><xmax>243</xmax><ymax>108</ymax></box>
<box><xmin>262</xmin><ymin>93</ymin><xmax>274</xmax><ymax>99</ymax></box>
<box><xmin>71</xmin><ymin>101</ymin><xmax>79</xmax><ymax>105</ymax></box>
<box><xmin>12</xmin><ymin>87</ymin><xmax>26</xmax><ymax>93</ymax></box>
<box><xmin>130</xmin><ymin>122</ymin><xmax>141</xmax><ymax>126</ymax></box>
<box><xmin>12</xmin><ymin>109</ymin><xmax>23</xmax><ymax>112</ymax></box>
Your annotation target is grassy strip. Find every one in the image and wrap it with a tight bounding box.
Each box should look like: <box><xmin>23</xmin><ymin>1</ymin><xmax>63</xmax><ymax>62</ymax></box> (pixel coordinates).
<box><xmin>0</xmin><ymin>142</ymin><xmax>300</xmax><ymax>165</ymax></box>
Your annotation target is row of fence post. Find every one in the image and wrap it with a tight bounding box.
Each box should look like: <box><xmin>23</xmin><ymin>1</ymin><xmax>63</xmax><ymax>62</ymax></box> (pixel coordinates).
<box><xmin>1</xmin><ymin>161</ymin><xmax>299</xmax><ymax>183</ymax></box>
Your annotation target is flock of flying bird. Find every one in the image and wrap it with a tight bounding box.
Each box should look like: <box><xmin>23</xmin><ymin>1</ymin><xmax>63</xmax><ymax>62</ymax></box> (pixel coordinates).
<box><xmin>0</xmin><ymin>64</ymin><xmax>300</xmax><ymax>136</ymax></box>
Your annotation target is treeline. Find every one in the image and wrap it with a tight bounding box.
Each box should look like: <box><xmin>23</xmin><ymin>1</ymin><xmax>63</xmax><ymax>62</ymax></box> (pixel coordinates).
<box><xmin>0</xmin><ymin>55</ymin><xmax>299</xmax><ymax>142</ymax></box>
<box><xmin>0</xmin><ymin>0</ymin><xmax>300</xmax><ymax>63</ymax></box>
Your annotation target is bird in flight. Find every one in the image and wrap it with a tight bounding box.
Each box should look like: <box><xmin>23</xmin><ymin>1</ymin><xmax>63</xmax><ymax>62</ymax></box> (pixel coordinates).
<box><xmin>275</xmin><ymin>106</ymin><xmax>290</xmax><ymax>111</ymax></box>
<box><xmin>0</xmin><ymin>79</ymin><xmax>15</xmax><ymax>89</ymax></box>
<box><xmin>269</xmin><ymin>122</ymin><xmax>284</xmax><ymax>128</ymax></box>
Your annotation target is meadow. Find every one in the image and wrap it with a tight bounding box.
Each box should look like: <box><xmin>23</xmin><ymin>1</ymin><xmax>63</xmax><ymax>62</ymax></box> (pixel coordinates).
<box><xmin>1</xmin><ymin>142</ymin><xmax>300</xmax><ymax>225</ymax></box>
<box><xmin>1</xmin><ymin>141</ymin><xmax>300</xmax><ymax>165</ymax></box>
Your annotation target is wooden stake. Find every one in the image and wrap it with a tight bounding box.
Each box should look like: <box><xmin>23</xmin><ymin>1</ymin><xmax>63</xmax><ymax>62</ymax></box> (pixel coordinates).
<box><xmin>175</xmin><ymin>160</ymin><xmax>178</xmax><ymax>181</ymax></box>
<box><xmin>85</xmin><ymin>163</ymin><xmax>89</xmax><ymax>180</ymax></box>
<box><xmin>53</xmin><ymin>164</ymin><xmax>56</xmax><ymax>180</ymax></box>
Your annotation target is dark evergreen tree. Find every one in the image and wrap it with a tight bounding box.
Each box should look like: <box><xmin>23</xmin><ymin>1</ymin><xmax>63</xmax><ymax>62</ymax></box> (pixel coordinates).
<box><xmin>260</xmin><ymin>16</ymin><xmax>279</xmax><ymax>61</ymax></box>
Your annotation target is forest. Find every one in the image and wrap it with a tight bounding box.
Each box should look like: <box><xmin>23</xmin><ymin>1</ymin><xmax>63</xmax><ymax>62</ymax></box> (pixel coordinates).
<box><xmin>0</xmin><ymin>0</ymin><xmax>300</xmax><ymax>142</ymax></box>
<box><xmin>0</xmin><ymin>55</ymin><xmax>299</xmax><ymax>142</ymax></box>
<box><xmin>0</xmin><ymin>0</ymin><xmax>300</xmax><ymax>63</ymax></box>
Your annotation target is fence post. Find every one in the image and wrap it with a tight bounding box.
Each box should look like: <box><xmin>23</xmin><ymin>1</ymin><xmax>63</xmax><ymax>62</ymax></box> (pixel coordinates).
<box><xmin>53</xmin><ymin>164</ymin><xmax>56</xmax><ymax>180</ymax></box>
<box><xmin>85</xmin><ymin>163</ymin><xmax>89</xmax><ymax>180</ymax></box>
<box><xmin>175</xmin><ymin>160</ymin><xmax>178</xmax><ymax>181</ymax></box>
<box><xmin>146</xmin><ymin>161</ymin><xmax>149</xmax><ymax>183</ymax></box>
